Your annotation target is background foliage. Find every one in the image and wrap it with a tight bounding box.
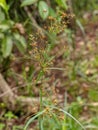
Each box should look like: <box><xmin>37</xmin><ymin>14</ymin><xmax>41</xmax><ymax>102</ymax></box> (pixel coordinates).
<box><xmin>0</xmin><ymin>0</ymin><xmax>98</xmax><ymax>130</ymax></box>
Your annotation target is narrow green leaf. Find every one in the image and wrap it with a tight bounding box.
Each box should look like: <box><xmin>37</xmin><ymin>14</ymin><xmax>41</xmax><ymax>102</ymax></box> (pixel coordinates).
<box><xmin>24</xmin><ymin>110</ymin><xmax>45</xmax><ymax>130</ymax></box>
<box><xmin>51</xmin><ymin>106</ymin><xmax>86</xmax><ymax>130</ymax></box>
<box><xmin>21</xmin><ymin>0</ymin><xmax>38</xmax><ymax>7</ymax></box>
<box><xmin>38</xmin><ymin>1</ymin><xmax>49</xmax><ymax>20</ymax></box>
<box><xmin>0</xmin><ymin>0</ymin><xmax>9</xmax><ymax>12</ymax></box>
<box><xmin>2</xmin><ymin>36</ymin><xmax>13</xmax><ymax>58</ymax></box>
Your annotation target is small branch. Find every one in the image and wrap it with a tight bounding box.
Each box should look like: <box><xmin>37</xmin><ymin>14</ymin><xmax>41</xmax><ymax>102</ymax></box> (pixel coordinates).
<box><xmin>0</xmin><ymin>73</ymin><xmax>39</xmax><ymax>111</ymax></box>
<box><xmin>0</xmin><ymin>82</ymin><xmax>32</xmax><ymax>98</ymax></box>
<box><xmin>23</xmin><ymin>6</ymin><xmax>45</xmax><ymax>36</ymax></box>
<box><xmin>0</xmin><ymin>73</ymin><xmax>16</xmax><ymax>108</ymax></box>
<box><xmin>88</xmin><ymin>102</ymin><xmax>98</xmax><ymax>107</ymax></box>
<box><xmin>46</xmin><ymin>67</ymin><xmax>66</xmax><ymax>71</ymax></box>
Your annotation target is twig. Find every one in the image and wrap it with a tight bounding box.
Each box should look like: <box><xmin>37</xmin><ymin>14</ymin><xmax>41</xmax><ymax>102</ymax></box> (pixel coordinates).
<box><xmin>0</xmin><ymin>73</ymin><xmax>39</xmax><ymax>110</ymax></box>
<box><xmin>0</xmin><ymin>73</ymin><xmax>16</xmax><ymax>106</ymax></box>
<box><xmin>0</xmin><ymin>82</ymin><xmax>32</xmax><ymax>98</ymax></box>
<box><xmin>23</xmin><ymin>6</ymin><xmax>45</xmax><ymax>36</ymax></box>
<box><xmin>46</xmin><ymin>67</ymin><xmax>66</xmax><ymax>71</ymax></box>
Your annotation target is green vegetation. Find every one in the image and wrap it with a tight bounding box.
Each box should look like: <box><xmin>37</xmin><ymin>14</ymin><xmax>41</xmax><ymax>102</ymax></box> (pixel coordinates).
<box><xmin>0</xmin><ymin>0</ymin><xmax>98</xmax><ymax>130</ymax></box>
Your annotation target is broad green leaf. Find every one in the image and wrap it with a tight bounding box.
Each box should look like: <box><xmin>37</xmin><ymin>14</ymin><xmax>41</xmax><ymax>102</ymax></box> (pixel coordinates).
<box><xmin>21</xmin><ymin>0</ymin><xmax>38</xmax><ymax>7</ymax></box>
<box><xmin>0</xmin><ymin>123</ymin><xmax>5</xmax><ymax>130</ymax></box>
<box><xmin>55</xmin><ymin>0</ymin><xmax>67</xmax><ymax>9</ymax></box>
<box><xmin>49</xmin><ymin>7</ymin><xmax>57</xmax><ymax>17</ymax></box>
<box><xmin>0</xmin><ymin>21</ymin><xmax>14</xmax><ymax>31</ymax></box>
<box><xmin>0</xmin><ymin>33</ymin><xmax>4</xmax><ymax>39</ymax></box>
<box><xmin>0</xmin><ymin>0</ymin><xmax>9</xmax><ymax>12</ymax></box>
<box><xmin>0</xmin><ymin>8</ymin><xmax>5</xmax><ymax>22</ymax></box>
<box><xmin>38</xmin><ymin>1</ymin><xmax>49</xmax><ymax>20</ymax></box>
<box><xmin>2</xmin><ymin>36</ymin><xmax>13</xmax><ymax>58</ymax></box>
<box><xmin>0</xmin><ymin>24</ymin><xmax>10</xmax><ymax>31</ymax></box>
<box><xmin>14</xmin><ymin>33</ymin><xmax>26</xmax><ymax>54</ymax></box>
